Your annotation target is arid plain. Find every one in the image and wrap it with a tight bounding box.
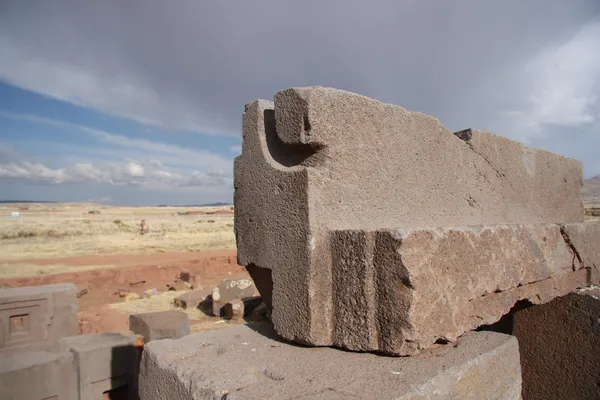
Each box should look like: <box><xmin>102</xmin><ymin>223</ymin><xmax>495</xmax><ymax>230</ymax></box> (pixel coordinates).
<box><xmin>0</xmin><ymin>174</ymin><xmax>598</xmax><ymax>335</ymax></box>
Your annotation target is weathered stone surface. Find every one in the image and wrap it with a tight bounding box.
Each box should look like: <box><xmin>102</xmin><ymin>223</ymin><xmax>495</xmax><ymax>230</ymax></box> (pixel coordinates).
<box><xmin>0</xmin><ymin>283</ymin><xmax>79</xmax><ymax>350</ymax></box>
<box><xmin>129</xmin><ymin>310</ymin><xmax>190</xmax><ymax>342</ymax></box>
<box><xmin>234</xmin><ymin>87</ymin><xmax>585</xmax><ymax>346</ymax></box>
<box><xmin>489</xmin><ymin>288</ymin><xmax>600</xmax><ymax>400</ymax></box>
<box><xmin>561</xmin><ymin>222</ymin><xmax>600</xmax><ymax>282</ymax></box>
<box><xmin>0</xmin><ymin>346</ymin><xmax>78</xmax><ymax>400</ymax></box>
<box><xmin>328</xmin><ymin>223</ymin><xmax>596</xmax><ymax>355</ymax></box>
<box><xmin>139</xmin><ymin>323</ymin><xmax>522</xmax><ymax>400</ymax></box>
<box><xmin>211</xmin><ymin>279</ymin><xmax>255</xmax><ymax>316</ymax></box>
<box><xmin>59</xmin><ymin>331</ymin><xmax>143</xmax><ymax>400</ymax></box>
<box><xmin>173</xmin><ymin>288</ymin><xmax>211</xmax><ymax>310</ymax></box>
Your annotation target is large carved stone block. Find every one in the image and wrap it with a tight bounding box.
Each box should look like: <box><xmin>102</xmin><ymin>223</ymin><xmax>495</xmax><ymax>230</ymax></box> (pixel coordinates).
<box><xmin>234</xmin><ymin>87</ymin><xmax>586</xmax><ymax>350</ymax></box>
<box><xmin>0</xmin><ymin>283</ymin><xmax>78</xmax><ymax>350</ymax></box>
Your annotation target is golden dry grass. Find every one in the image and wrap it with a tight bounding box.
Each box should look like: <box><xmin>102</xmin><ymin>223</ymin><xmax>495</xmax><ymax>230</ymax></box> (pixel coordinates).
<box><xmin>0</xmin><ymin>203</ymin><xmax>235</xmax><ymax>260</ymax></box>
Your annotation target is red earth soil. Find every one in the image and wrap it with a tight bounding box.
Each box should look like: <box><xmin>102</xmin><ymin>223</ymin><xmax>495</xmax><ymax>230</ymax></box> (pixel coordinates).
<box><xmin>0</xmin><ymin>250</ymin><xmax>250</xmax><ymax>334</ymax></box>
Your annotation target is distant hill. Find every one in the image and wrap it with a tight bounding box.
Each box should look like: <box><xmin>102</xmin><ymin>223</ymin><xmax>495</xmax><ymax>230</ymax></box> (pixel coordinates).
<box><xmin>0</xmin><ymin>200</ymin><xmax>57</xmax><ymax>204</ymax></box>
<box><xmin>582</xmin><ymin>175</ymin><xmax>600</xmax><ymax>205</ymax></box>
<box><xmin>156</xmin><ymin>202</ymin><xmax>232</xmax><ymax>207</ymax></box>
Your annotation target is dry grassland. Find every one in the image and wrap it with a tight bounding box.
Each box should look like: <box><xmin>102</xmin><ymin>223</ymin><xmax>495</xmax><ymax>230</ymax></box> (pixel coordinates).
<box><xmin>0</xmin><ymin>202</ymin><xmax>236</xmax><ymax>262</ymax></box>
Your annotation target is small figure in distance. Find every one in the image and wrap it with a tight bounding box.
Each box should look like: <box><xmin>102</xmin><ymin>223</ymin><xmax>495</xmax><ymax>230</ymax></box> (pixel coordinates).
<box><xmin>140</xmin><ymin>219</ymin><xmax>149</xmax><ymax>235</ymax></box>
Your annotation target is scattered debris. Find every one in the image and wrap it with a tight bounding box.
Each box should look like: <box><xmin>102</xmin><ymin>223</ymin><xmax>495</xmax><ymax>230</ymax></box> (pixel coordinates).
<box><xmin>144</xmin><ymin>288</ymin><xmax>159</xmax><ymax>299</ymax></box>
<box><xmin>130</xmin><ymin>280</ymin><xmax>146</xmax><ymax>286</ymax></box>
<box><xmin>173</xmin><ymin>289</ymin><xmax>211</xmax><ymax>310</ymax></box>
<box><xmin>76</xmin><ymin>288</ymin><xmax>88</xmax><ymax>298</ymax></box>
<box><xmin>125</xmin><ymin>293</ymin><xmax>141</xmax><ymax>302</ymax></box>
<box><xmin>211</xmin><ymin>278</ymin><xmax>255</xmax><ymax>317</ymax></box>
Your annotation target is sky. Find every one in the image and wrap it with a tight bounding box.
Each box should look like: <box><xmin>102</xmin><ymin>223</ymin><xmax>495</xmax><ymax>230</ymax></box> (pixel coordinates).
<box><xmin>0</xmin><ymin>1</ymin><xmax>599</xmax><ymax>205</ymax></box>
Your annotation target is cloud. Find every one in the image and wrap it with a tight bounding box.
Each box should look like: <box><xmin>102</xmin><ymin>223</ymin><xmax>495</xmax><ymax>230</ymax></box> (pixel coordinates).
<box><xmin>1</xmin><ymin>1</ymin><xmax>599</xmax><ymax>180</ymax></box>
<box><xmin>1</xmin><ymin>1</ymin><xmax>598</xmax><ymax>138</ymax></box>
<box><xmin>493</xmin><ymin>20</ymin><xmax>600</xmax><ymax>142</ymax></box>
<box><xmin>0</xmin><ymin>156</ymin><xmax>231</xmax><ymax>188</ymax></box>
<box><xmin>0</xmin><ymin>111</ymin><xmax>233</xmax><ymax>171</ymax></box>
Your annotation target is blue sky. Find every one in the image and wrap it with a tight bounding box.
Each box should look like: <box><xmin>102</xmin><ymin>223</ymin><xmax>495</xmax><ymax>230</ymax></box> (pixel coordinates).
<box><xmin>0</xmin><ymin>83</ymin><xmax>242</xmax><ymax>204</ymax></box>
<box><xmin>0</xmin><ymin>1</ymin><xmax>599</xmax><ymax>205</ymax></box>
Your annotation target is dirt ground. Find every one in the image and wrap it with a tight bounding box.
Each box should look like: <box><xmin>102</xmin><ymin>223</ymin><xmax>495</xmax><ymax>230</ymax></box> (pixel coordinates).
<box><xmin>0</xmin><ymin>249</ymin><xmax>252</xmax><ymax>334</ymax></box>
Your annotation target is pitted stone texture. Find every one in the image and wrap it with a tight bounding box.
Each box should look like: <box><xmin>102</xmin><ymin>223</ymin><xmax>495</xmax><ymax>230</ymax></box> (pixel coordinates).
<box><xmin>561</xmin><ymin>222</ymin><xmax>600</xmax><ymax>283</ymax></box>
<box><xmin>328</xmin><ymin>223</ymin><xmax>596</xmax><ymax>355</ymax></box>
<box><xmin>507</xmin><ymin>288</ymin><xmax>600</xmax><ymax>400</ymax></box>
<box><xmin>0</xmin><ymin>346</ymin><xmax>77</xmax><ymax>400</ymax></box>
<box><xmin>129</xmin><ymin>310</ymin><xmax>189</xmax><ymax>342</ymax></box>
<box><xmin>59</xmin><ymin>331</ymin><xmax>142</xmax><ymax>400</ymax></box>
<box><xmin>234</xmin><ymin>87</ymin><xmax>584</xmax><ymax>346</ymax></box>
<box><xmin>211</xmin><ymin>279</ymin><xmax>255</xmax><ymax>316</ymax></box>
<box><xmin>139</xmin><ymin>323</ymin><xmax>521</xmax><ymax>400</ymax></box>
<box><xmin>0</xmin><ymin>283</ymin><xmax>78</xmax><ymax>350</ymax></box>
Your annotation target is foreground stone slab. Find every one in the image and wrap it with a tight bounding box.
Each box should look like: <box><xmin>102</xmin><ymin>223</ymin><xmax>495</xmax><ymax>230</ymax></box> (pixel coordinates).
<box><xmin>129</xmin><ymin>310</ymin><xmax>189</xmax><ymax>342</ymax></box>
<box><xmin>0</xmin><ymin>346</ymin><xmax>77</xmax><ymax>400</ymax></box>
<box><xmin>495</xmin><ymin>288</ymin><xmax>600</xmax><ymax>400</ymax></box>
<box><xmin>0</xmin><ymin>283</ymin><xmax>79</xmax><ymax>350</ymax></box>
<box><xmin>234</xmin><ymin>87</ymin><xmax>585</xmax><ymax>346</ymax></box>
<box><xmin>327</xmin><ymin>223</ymin><xmax>598</xmax><ymax>355</ymax></box>
<box><xmin>60</xmin><ymin>331</ymin><xmax>143</xmax><ymax>400</ymax></box>
<box><xmin>139</xmin><ymin>323</ymin><xmax>521</xmax><ymax>400</ymax></box>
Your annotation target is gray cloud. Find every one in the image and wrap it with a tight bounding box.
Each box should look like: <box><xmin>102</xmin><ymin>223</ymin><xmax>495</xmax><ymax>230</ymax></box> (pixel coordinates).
<box><xmin>1</xmin><ymin>0</ymin><xmax>599</xmax><ymax>176</ymax></box>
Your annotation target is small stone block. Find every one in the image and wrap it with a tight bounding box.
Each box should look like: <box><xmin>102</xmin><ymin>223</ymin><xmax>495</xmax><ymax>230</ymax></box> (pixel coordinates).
<box><xmin>138</xmin><ymin>323</ymin><xmax>522</xmax><ymax>400</ymax></box>
<box><xmin>211</xmin><ymin>279</ymin><xmax>255</xmax><ymax>316</ymax></box>
<box><xmin>222</xmin><ymin>299</ymin><xmax>244</xmax><ymax>320</ymax></box>
<box><xmin>174</xmin><ymin>289</ymin><xmax>211</xmax><ymax>310</ymax></box>
<box><xmin>129</xmin><ymin>310</ymin><xmax>190</xmax><ymax>342</ymax></box>
<box><xmin>180</xmin><ymin>271</ymin><xmax>197</xmax><ymax>287</ymax></box>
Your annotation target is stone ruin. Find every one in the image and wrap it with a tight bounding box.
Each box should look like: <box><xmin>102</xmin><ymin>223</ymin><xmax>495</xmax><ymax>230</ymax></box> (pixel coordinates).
<box><xmin>234</xmin><ymin>87</ymin><xmax>596</xmax><ymax>355</ymax></box>
<box><xmin>3</xmin><ymin>87</ymin><xmax>600</xmax><ymax>399</ymax></box>
<box><xmin>0</xmin><ymin>283</ymin><xmax>144</xmax><ymax>399</ymax></box>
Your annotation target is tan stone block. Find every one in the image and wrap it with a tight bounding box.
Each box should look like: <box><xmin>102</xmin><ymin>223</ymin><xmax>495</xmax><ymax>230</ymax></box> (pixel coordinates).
<box><xmin>234</xmin><ymin>87</ymin><xmax>585</xmax><ymax>348</ymax></box>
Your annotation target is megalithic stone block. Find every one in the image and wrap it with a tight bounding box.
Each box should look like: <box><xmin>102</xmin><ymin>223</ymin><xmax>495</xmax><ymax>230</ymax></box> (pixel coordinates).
<box><xmin>0</xmin><ymin>283</ymin><xmax>79</xmax><ymax>350</ymax></box>
<box><xmin>234</xmin><ymin>86</ymin><xmax>586</xmax><ymax>349</ymax></box>
<box><xmin>138</xmin><ymin>323</ymin><xmax>522</xmax><ymax>400</ymax></box>
<box><xmin>329</xmin><ymin>223</ymin><xmax>597</xmax><ymax>355</ymax></box>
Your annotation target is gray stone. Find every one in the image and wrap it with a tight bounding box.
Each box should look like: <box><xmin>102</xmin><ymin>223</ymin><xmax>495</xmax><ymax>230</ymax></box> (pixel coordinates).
<box><xmin>234</xmin><ymin>87</ymin><xmax>585</xmax><ymax>348</ymax></box>
<box><xmin>59</xmin><ymin>331</ymin><xmax>143</xmax><ymax>400</ymax></box>
<box><xmin>138</xmin><ymin>323</ymin><xmax>522</xmax><ymax>400</ymax></box>
<box><xmin>129</xmin><ymin>310</ymin><xmax>190</xmax><ymax>342</ymax></box>
<box><xmin>0</xmin><ymin>283</ymin><xmax>79</xmax><ymax>350</ymax></box>
<box><xmin>173</xmin><ymin>289</ymin><xmax>211</xmax><ymax>310</ymax></box>
<box><xmin>327</xmin><ymin>223</ymin><xmax>596</xmax><ymax>355</ymax></box>
<box><xmin>0</xmin><ymin>346</ymin><xmax>78</xmax><ymax>400</ymax></box>
<box><xmin>211</xmin><ymin>279</ymin><xmax>255</xmax><ymax>317</ymax></box>
<box><xmin>222</xmin><ymin>299</ymin><xmax>244</xmax><ymax>320</ymax></box>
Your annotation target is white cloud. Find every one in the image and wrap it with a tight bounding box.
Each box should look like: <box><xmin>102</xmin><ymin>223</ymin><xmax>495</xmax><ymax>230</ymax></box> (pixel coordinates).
<box><xmin>497</xmin><ymin>20</ymin><xmax>600</xmax><ymax>142</ymax></box>
<box><xmin>0</xmin><ymin>111</ymin><xmax>233</xmax><ymax>171</ymax></box>
<box><xmin>229</xmin><ymin>145</ymin><xmax>242</xmax><ymax>154</ymax></box>
<box><xmin>0</xmin><ymin>157</ymin><xmax>230</xmax><ymax>188</ymax></box>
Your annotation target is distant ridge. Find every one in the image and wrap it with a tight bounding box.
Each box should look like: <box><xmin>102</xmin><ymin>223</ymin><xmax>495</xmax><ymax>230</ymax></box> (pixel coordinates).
<box><xmin>0</xmin><ymin>200</ymin><xmax>57</xmax><ymax>204</ymax></box>
<box><xmin>156</xmin><ymin>202</ymin><xmax>232</xmax><ymax>207</ymax></box>
<box><xmin>582</xmin><ymin>175</ymin><xmax>600</xmax><ymax>205</ymax></box>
